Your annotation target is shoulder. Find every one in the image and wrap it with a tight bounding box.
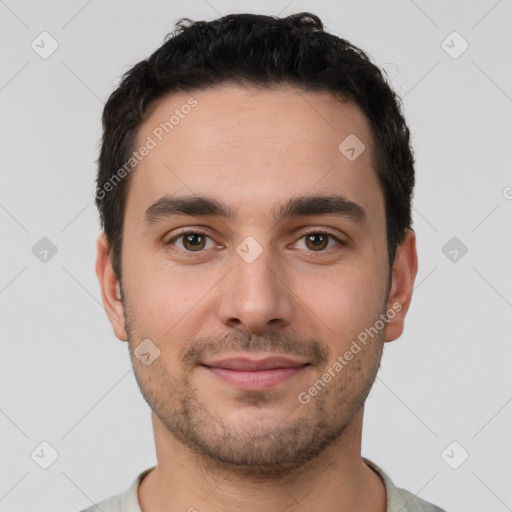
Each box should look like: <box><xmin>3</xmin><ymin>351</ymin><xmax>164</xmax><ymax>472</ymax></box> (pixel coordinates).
<box><xmin>75</xmin><ymin>467</ymin><xmax>155</xmax><ymax>512</ymax></box>
<box><xmin>78</xmin><ymin>493</ymin><xmax>123</xmax><ymax>512</ymax></box>
<box><xmin>387</xmin><ymin>484</ymin><xmax>448</xmax><ymax>512</ymax></box>
<box><xmin>363</xmin><ymin>457</ymin><xmax>448</xmax><ymax>512</ymax></box>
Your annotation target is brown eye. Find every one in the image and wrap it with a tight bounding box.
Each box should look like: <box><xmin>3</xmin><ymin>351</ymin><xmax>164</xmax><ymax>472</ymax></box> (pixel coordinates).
<box><xmin>167</xmin><ymin>231</ymin><xmax>216</xmax><ymax>253</ymax></box>
<box><xmin>305</xmin><ymin>233</ymin><xmax>330</xmax><ymax>251</ymax></box>
<box><xmin>182</xmin><ymin>233</ymin><xmax>206</xmax><ymax>251</ymax></box>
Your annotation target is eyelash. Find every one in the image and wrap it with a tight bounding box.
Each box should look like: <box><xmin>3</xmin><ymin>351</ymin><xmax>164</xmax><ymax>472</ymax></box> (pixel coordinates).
<box><xmin>166</xmin><ymin>228</ymin><xmax>345</xmax><ymax>257</ymax></box>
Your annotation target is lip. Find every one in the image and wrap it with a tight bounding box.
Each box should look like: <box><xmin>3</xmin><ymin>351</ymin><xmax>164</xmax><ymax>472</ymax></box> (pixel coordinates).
<box><xmin>201</xmin><ymin>355</ymin><xmax>310</xmax><ymax>391</ymax></box>
<box><xmin>203</xmin><ymin>355</ymin><xmax>309</xmax><ymax>371</ymax></box>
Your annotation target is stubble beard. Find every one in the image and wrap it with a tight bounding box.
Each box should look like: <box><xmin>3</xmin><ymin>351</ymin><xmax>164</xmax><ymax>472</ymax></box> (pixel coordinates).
<box><xmin>121</xmin><ymin>287</ymin><xmax>386</xmax><ymax>478</ymax></box>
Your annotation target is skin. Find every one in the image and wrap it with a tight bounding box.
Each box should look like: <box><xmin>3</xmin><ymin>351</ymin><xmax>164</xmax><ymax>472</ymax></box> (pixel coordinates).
<box><xmin>96</xmin><ymin>85</ymin><xmax>418</xmax><ymax>512</ymax></box>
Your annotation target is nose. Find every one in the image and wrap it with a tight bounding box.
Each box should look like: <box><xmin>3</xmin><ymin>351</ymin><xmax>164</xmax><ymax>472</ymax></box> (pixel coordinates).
<box><xmin>216</xmin><ymin>246</ymin><xmax>294</xmax><ymax>334</ymax></box>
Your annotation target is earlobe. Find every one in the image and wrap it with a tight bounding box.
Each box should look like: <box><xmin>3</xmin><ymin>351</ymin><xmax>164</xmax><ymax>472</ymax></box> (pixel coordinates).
<box><xmin>95</xmin><ymin>233</ymin><xmax>128</xmax><ymax>341</ymax></box>
<box><xmin>384</xmin><ymin>229</ymin><xmax>418</xmax><ymax>342</ymax></box>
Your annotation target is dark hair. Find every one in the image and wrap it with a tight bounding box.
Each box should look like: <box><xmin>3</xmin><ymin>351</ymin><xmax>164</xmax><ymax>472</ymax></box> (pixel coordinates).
<box><xmin>96</xmin><ymin>12</ymin><xmax>414</xmax><ymax>278</ymax></box>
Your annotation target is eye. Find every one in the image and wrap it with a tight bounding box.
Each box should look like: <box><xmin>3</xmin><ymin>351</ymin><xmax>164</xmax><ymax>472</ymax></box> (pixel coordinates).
<box><xmin>167</xmin><ymin>230</ymin><xmax>217</xmax><ymax>252</ymax></box>
<box><xmin>294</xmin><ymin>231</ymin><xmax>342</xmax><ymax>252</ymax></box>
<box><xmin>166</xmin><ymin>229</ymin><xmax>343</xmax><ymax>255</ymax></box>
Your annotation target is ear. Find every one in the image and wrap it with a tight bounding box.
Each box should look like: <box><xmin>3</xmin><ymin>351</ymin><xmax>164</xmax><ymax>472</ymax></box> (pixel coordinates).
<box><xmin>95</xmin><ymin>232</ymin><xmax>128</xmax><ymax>341</ymax></box>
<box><xmin>384</xmin><ymin>229</ymin><xmax>418</xmax><ymax>342</ymax></box>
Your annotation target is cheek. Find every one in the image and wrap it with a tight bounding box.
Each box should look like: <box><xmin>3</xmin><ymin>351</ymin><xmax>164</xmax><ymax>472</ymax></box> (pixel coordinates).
<box><xmin>291</xmin><ymin>260</ymin><xmax>386</xmax><ymax>342</ymax></box>
<box><xmin>122</xmin><ymin>249</ymin><xmax>219</xmax><ymax>336</ymax></box>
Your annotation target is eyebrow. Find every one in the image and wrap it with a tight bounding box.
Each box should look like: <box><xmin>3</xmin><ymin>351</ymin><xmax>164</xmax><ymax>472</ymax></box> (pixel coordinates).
<box><xmin>144</xmin><ymin>194</ymin><xmax>368</xmax><ymax>226</ymax></box>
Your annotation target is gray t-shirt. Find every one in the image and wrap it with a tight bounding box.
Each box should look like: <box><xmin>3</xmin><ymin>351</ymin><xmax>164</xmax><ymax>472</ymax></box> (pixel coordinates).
<box><xmin>79</xmin><ymin>457</ymin><xmax>447</xmax><ymax>512</ymax></box>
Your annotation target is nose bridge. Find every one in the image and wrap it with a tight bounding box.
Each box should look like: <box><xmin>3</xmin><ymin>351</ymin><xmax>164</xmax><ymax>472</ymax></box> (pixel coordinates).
<box><xmin>216</xmin><ymin>238</ymin><xmax>294</xmax><ymax>331</ymax></box>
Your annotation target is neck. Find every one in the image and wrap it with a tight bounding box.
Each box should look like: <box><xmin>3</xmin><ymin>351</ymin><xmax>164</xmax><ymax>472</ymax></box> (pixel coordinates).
<box><xmin>138</xmin><ymin>409</ymin><xmax>386</xmax><ymax>512</ymax></box>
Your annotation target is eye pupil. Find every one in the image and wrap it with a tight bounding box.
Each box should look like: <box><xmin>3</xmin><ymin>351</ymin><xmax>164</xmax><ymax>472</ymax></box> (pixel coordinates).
<box><xmin>306</xmin><ymin>234</ymin><xmax>328</xmax><ymax>250</ymax></box>
<box><xmin>184</xmin><ymin>233</ymin><xmax>205</xmax><ymax>251</ymax></box>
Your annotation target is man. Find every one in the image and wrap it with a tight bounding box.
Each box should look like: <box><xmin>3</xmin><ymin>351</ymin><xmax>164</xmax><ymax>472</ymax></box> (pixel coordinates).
<box><xmin>85</xmin><ymin>11</ymin><xmax>446</xmax><ymax>512</ymax></box>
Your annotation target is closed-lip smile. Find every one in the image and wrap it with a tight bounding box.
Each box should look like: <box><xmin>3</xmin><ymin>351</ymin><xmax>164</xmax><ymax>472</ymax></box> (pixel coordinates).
<box><xmin>201</xmin><ymin>354</ymin><xmax>310</xmax><ymax>390</ymax></box>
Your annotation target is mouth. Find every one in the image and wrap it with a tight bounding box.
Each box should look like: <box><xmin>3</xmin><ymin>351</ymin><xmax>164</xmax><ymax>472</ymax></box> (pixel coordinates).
<box><xmin>200</xmin><ymin>355</ymin><xmax>311</xmax><ymax>391</ymax></box>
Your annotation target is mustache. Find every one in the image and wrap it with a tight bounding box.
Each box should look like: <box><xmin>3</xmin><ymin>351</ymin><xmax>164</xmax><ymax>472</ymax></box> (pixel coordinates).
<box><xmin>179</xmin><ymin>330</ymin><xmax>331</xmax><ymax>370</ymax></box>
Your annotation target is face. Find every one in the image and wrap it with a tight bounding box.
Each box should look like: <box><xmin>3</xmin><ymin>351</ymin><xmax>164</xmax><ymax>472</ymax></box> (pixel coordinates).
<box><xmin>97</xmin><ymin>85</ymin><xmax>417</xmax><ymax>476</ymax></box>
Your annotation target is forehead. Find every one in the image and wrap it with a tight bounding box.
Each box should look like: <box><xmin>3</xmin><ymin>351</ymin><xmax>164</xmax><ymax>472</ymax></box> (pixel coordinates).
<box><xmin>127</xmin><ymin>85</ymin><xmax>383</xmax><ymax>223</ymax></box>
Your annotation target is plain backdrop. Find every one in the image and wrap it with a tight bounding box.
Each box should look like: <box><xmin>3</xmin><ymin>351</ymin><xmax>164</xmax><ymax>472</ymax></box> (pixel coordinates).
<box><xmin>1</xmin><ymin>1</ymin><xmax>511</xmax><ymax>511</ymax></box>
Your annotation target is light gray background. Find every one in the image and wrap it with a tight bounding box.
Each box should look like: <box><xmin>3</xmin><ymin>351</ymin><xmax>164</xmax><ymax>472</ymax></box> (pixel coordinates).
<box><xmin>1</xmin><ymin>1</ymin><xmax>511</xmax><ymax>511</ymax></box>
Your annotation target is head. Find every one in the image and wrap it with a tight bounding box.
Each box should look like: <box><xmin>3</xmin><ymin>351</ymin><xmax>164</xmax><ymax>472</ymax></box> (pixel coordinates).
<box><xmin>96</xmin><ymin>12</ymin><xmax>417</xmax><ymax>477</ymax></box>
